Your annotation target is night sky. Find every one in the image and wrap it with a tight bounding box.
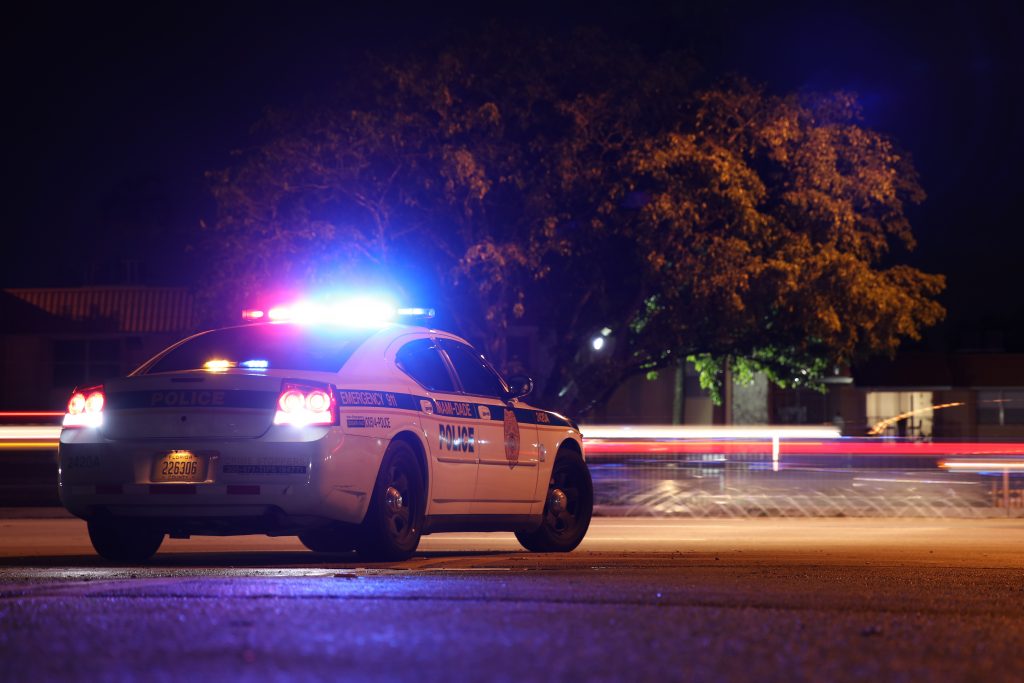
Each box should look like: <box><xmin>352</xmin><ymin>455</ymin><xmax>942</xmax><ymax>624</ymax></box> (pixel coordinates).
<box><xmin>4</xmin><ymin>1</ymin><xmax>1022</xmax><ymax>349</ymax></box>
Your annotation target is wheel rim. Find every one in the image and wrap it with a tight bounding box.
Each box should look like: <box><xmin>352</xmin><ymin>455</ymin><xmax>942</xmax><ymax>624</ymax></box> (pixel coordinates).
<box><xmin>544</xmin><ymin>461</ymin><xmax>584</xmax><ymax>538</ymax></box>
<box><xmin>382</xmin><ymin>461</ymin><xmax>416</xmax><ymax>543</ymax></box>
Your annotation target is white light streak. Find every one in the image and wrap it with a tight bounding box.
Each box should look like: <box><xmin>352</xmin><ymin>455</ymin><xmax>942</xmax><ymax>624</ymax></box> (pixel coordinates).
<box><xmin>579</xmin><ymin>424</ymin><xmax>841</xmax><ymax>440</ymax></box>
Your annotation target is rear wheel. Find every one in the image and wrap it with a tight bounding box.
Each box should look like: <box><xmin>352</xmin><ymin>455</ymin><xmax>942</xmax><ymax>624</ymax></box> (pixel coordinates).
<box><xmin>87</xmin><ymin>518</ymin><xmax>164</xmax><ymax>563</ymax></box>
<box><xmin>357</xmin><ymin>440</ymin><xmax>425</xmax><ymax>561</ymax></box>
<box><xmin>298</xmin><ymin>524</ymin><xmax>358</xmax><ymax>554</ymax></box>
<box><xmin>516</xmin><ymin>448</ymin><xmax>593</xmax><ymax>553</ymax></box>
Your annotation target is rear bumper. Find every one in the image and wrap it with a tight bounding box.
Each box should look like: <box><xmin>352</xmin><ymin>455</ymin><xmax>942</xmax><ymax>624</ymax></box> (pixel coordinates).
<box><xmin>58</xmin><ymin>425</ymin><xmax>380</xmax><ymax>530</ymax></box>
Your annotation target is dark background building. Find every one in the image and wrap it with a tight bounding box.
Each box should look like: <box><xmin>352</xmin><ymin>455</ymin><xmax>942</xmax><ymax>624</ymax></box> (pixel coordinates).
<box><xmin>0</xmin><ymin>287</ymin><xmax>194</xmax><ymax>409</ymax></box>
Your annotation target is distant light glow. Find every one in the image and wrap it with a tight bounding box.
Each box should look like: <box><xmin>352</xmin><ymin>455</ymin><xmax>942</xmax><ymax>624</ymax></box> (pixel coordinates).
<box><xmin>203</xmin><ymin>359</ymin><xmax>236</xmax><ymax>371</ymax></box>
<box><xmin>241</xmin><ymin>309</ymin><xmax>265</xmax><ymax>320</ymax></box>
<box><xmin>591</xmin><ymin>337</ymin><xmax>605</xmax><ymax>351</ymax></box>
<box><xmin>240</xmin><ymin>359</ymin><xmax>269</xmax><ymax>369</ymax></box>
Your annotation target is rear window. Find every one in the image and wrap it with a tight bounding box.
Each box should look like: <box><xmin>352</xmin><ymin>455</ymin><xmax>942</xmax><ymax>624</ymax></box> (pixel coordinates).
<box><xmin>144</xmin><ymin>325</ymin><xmax>373</xmax><ymax>374</ymax></box>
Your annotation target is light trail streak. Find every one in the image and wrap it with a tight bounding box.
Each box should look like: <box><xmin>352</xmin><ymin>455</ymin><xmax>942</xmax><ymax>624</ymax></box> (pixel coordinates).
<box><xmin>581</xmin><ymin>425</ymin><xmax>841</xmax><ymax>440</ymax></box>
<box><xmin>583</xmin><ymin>438</ymin><xmax>1024</xmax><ymax>458</ymax></box>
<box><xmin>941</xmin><ymin>460</ymin><xmax>1024</xmax><ymax>471</ymax></box>
<box><xmin>0</xmin><ymin>426</ymin><xmax>62</xmax><ymax>440</ymax></box>
<box><xmin>0</xmin><ymin>425</ymin><xmax>61</xmax><ymax>450</ymax></box>
<box><xmin>2</xmin><ymin>418</ymin><xmax>1024</xmax><ymax>468</ymax></box>
<box><xmin>0</xmin><ymin>441</ymin><xmax>60</xmax><ymax>450</ymax></box>
<box><xmin>867</xmin><ymin>401</ymin><xmax>966</xmax><ymax>436</ymax></box>
<box><xmin>0</xmin><ymin>411</ymin><xmax>62</xmax><ymax>418</ymax></box>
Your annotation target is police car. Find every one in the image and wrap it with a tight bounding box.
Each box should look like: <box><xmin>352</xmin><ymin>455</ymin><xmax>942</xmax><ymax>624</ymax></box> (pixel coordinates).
<box><xmin>58</xmin><ymin>300</ymin><xmax>593</xmax><ymax>562</ymax></box>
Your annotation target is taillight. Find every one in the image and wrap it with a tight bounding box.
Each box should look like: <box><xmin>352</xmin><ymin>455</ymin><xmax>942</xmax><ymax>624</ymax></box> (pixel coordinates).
<box><xmin>63</xmin><ymin>386</ymin><xmax>105</xmax><ymax>428</ymax></box>
<box><xmin>274</xmin><ymin>382</ymin><xmax>337</xmax><ymax>427</ymax></box>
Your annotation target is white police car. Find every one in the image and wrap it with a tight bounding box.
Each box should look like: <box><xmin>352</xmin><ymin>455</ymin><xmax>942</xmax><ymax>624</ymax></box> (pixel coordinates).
<box><xmin>58</xmin><ymin>301</ymin><xmax>592</xmax><ymax>562</ymax></box>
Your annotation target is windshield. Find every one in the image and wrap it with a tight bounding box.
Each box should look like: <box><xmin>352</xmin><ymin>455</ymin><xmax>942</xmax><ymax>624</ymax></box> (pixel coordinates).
<box><xmin>144</xmin><ymin>325</ymin><xmax>373</xmax><ymax>374</ymax></box>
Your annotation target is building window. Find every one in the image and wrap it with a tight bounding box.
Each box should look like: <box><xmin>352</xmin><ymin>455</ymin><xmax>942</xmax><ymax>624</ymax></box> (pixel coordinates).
<box><xmin>977</xmin><ymin>390</ymin><xmax>1024</xmax><ymax>426</ymax></box>
<box><xmin>865</xmin><ymin>391</ymin><xmax>935</xmax><ymax>437</ymax></box>
<box><xmin>53</xmin><ymin>339</ymin><xmax>121</xmax><ymax>388</ymax></box>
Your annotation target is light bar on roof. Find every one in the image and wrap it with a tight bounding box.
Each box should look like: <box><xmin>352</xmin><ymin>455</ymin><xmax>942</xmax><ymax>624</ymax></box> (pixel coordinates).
<box><xmin>397</xmin><ymin>307</ymin><xmax>435</xmax><ymax>318</ymax></box>
<box><xmin>241</xmin><ymin>298</ymin><xmax>434</xmax><ymax>326</ymax></box>
<box><xmin>203</xmin><ymin>359</ymin><xmax>236</xmax><ymax>371</ymax></box>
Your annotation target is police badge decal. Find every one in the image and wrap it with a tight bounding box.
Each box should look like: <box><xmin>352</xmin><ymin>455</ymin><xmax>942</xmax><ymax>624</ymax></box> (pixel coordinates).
<box><xmin>503</xmin><ymin>408</ymin><xmax>520</xmax><ymax>468</ymax></box>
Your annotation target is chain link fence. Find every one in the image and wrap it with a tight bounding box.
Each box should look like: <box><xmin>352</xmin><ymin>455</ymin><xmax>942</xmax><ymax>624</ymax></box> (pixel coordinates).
<box><xmin>589</xmin><ymin>450</ymin><xmax>1022</xmax><ymax>518</ymax></box>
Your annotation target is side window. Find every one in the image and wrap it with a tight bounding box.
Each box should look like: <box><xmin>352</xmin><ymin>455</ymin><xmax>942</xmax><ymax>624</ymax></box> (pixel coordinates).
<box><xmin>395</xmin><ymin>339</ymin><xmax>455</xmax><ymax>392</ymax></box>
<box><xmin>440</xmin><ymin>340</ymin><xmax>507</xmax><ymax>398</ymax></box>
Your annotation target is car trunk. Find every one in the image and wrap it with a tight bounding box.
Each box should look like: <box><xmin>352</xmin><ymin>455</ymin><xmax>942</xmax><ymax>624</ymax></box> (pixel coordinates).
<box><xmin>101</xmin><ymin>372</ymin><xmax>283</xmax><ymax>439</ymax></box>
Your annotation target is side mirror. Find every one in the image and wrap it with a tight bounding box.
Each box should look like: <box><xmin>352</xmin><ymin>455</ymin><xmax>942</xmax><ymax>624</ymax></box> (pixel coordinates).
<box><xmin>505</xmin><ymin>374</ymin><xmax>534</xmax><ymax>400</ymax></box>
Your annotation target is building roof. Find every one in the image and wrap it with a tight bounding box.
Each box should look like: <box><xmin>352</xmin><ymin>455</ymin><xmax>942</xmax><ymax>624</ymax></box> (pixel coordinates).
<box><xmin>4</xmin><ymin>287</ymin><xmax>195</xmax><ymax>334</ymax></box>
<box><xmin>0</xmin><ymin>290</ymin><xmax>79</xmax><ymax>334</ymax></box>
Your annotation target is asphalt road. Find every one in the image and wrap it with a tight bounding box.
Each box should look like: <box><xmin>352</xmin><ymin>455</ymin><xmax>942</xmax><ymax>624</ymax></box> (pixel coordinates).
<box><xmin>3</xmin><ymin>516</ymin><xmax>1024</xmax><ymax>682</ymax></box>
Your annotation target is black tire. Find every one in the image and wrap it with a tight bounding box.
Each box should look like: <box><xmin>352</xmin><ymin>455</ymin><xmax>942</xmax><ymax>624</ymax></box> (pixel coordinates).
<box><xmin>298</xmin><ymin>524</ymin><xmax>358</xmax><ymax>554</ymax></box>
<box><xmin>87</xmin><ymin>518</ymin><xmax>164</xmax><ymax>563</ymax></box>
<box><xmin>516</xmin><ymin>448</ymin><xmax>593</xmax><ymax>553</ymax></box>
<box><xmin>356</xmin><ymin>440</ymin><xmax>425</xmax><ymax>561</ymax></box>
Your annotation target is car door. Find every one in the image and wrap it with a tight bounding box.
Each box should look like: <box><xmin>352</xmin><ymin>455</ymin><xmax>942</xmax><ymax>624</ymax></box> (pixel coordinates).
<box><xmin>394</xmin><ymin>337</ymin><xmax>478</xmax><ymax>516</ymax></box>
<box><xmin>437</xmin><ymin>339</ymin><xmax>540</xmax><ymax>516</ymax></box>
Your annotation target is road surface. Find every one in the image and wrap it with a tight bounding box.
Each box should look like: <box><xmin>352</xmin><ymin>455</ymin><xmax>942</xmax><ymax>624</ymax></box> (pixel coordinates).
<box><xmin>3</xmin><ymin>515</ymin><xmax>1024</xmax><ymax>681</ymax></box>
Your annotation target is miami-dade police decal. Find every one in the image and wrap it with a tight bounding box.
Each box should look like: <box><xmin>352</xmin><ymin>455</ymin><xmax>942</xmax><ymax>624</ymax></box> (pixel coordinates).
<box><xmin>434</xmin><ymin>400</ymin><xmax>474</xmax><ymax>418</ymax></box>
<box><xmin>503</xmin><ymin>408</ymin><xmax>520</xmax><ymax>468</ymax></box>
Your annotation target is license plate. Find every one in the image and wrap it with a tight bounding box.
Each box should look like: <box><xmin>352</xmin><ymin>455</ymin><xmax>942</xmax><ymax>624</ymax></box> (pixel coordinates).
<box><xmin>152</xmin><ymin>450</ymin><xmax>208</xmax><ymax>483</ymax></box>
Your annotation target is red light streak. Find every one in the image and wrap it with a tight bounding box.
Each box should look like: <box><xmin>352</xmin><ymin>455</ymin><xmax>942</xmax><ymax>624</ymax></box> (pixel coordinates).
<box><xmin>0</xmin><ymin>412</ymin><xmax>62</xmax><ymax>418</ymax></box>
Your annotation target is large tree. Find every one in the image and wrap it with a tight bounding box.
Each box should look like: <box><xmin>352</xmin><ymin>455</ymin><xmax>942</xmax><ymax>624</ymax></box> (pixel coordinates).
<box><xmin>203</xmin><ymin>30</ymin><xmax>943</xmax><ymax>416</ymax></box>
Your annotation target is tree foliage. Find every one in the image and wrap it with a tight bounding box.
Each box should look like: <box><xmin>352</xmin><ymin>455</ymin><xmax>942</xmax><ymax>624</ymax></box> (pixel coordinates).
<box><xmin>203</xmin><ymin>29</ymin><xmax>944</xmax><ymax>416</ymax></box>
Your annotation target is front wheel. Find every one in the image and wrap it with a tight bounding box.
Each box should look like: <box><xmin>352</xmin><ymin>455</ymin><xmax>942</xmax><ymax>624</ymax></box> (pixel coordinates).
<box><xmin>87</xmin><ymin>518</ymin><xmax>164</xmax><ymax>563</ymax></box>
<box><xmin>516</xmin><ymin>448</ymin><xmax>593</xmax><ymax>552</ymax></box>
<box><xmin>357</xmin><ymin>440</ymin><xmax>425</xmax><ymax>561</ymax></box>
